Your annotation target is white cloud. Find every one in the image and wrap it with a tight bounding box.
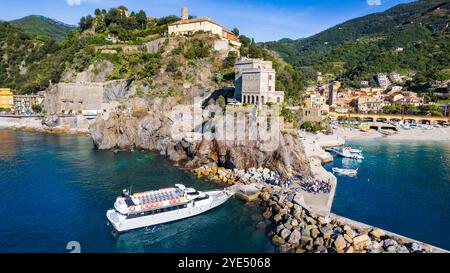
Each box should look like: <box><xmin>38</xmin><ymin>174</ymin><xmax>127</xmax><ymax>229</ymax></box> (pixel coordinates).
<box><xmin>367</xmin><ymin>0</ymin><xmax>382</xmax><ymax>6</ymax></box>
<box><xmin>67</xmin><ymin>0</ymin><xmax>81</xmax><ymax>5</ymax></box>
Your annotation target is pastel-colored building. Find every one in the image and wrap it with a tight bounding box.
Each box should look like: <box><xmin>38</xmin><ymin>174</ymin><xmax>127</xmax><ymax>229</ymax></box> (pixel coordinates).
<box><xmin>355</xmin><ymin>96</ymin><xmax>384</xmax><ymax>113</ymax></box>
<box><xmin>375</xmin><ymin>73</ymin><xmax>391</xmax><ymax>90</ymax></box>
<box><xmin>389</xmin><ymin>72</ymin><xmax>402</xmax><ymax>83</ymax></box>
<box><xmin>13</xmin><ymin>95</ymin><xmax>44</xmax><ymax>114</ymax></box>
<box><xmin>395</xmin><ymin>97</ymin><xmax>425</xmax><ymax>107</ymax></box>
<box><xmin>168</xmin><ymin>7</ymin><xmax>241</xmax><ymax>48</ymax></box>
<box><xmin>0</xmin><ymin>88</ymin><xmax>14</xmax><ymax>110</ymax></box>
<box><xmin>234</xmin><ymin>58</ymin><xmax>284</xmax><ymax>105</ymax></box>
<box><xmin>304</xmin><ymin>94</ymin><xmax>326</xmax><ymax>109</ymax></box>
<box><xmin>360</xmin><ymin>80</ymin><xmax>369</xmax><ymax>86</ymax></box>
<box><xmin>388</xmin><ymin>93</ymin><xmax>405</xmax><ymax>103</ymax></box>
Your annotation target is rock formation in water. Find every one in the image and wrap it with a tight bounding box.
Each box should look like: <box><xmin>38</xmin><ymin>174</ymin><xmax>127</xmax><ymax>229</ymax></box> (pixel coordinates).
<box><xmin>89</xmin><ymin>97</ymin><xmax>311</xmax><ymax>178</ymax></box>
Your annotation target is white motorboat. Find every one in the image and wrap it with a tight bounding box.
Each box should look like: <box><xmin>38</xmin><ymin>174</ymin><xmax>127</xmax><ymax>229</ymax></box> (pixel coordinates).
<box><xmin>346</xmin><ymin>147</ymin><xmax>363</xmax><ymax>154</ymax></box>
<box><xmin>107</xmin><ymin>184</ymin><xmax>234</xmax><ymax>232</ymax></box>
<box><xmin>334</xmin><ymin>146</ymin><xmax>364</xmax><ymax>160</ymax></box>
<box><xmin>332</xmin><ymin>167</ymin><xmax>358</xmax><ymax>176</ymax></box>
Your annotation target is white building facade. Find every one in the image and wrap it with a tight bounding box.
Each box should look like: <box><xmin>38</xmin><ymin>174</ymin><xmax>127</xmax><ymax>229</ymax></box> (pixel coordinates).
<box><xmin>168</xmin><ymin>7</ymin><xmax>241</xmax><ymax>48</ymax></box>
<box><xmin>235</xmin><ymin>58</ymin><xmax>284</xmax><ymax>105</ymax></box>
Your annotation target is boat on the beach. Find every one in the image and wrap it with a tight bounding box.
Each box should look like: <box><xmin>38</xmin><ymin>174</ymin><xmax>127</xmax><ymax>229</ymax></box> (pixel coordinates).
<box><xmin>106</xmin><ymin>184</ymin><xmax>234</xmax><ymax>232</ymax></box>
<box><xmin>332</xmin><ymin>167</ymin><xmax>358</xmax><ymax>176</ymax></box>
<box><xmin>379</xmin><ymin>129</ymin><xmax>397</xmax><ymax>136</ymax></box>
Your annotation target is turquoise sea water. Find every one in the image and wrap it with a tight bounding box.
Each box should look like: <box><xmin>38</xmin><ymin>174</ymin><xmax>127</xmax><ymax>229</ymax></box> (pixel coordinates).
<box><xmin>328</xmin><ymin>139</ymin><xmax>450</xmax><ymax>250</ymax></box>
<box><xmin>1</xmin><ymin>129</ymin><xmax>449</xmax><ymax>252</ymax></box>
<box><xmin>0</xmin><ymin>129</ymin><xmax>274</xmax><ymax>253</ymax></box>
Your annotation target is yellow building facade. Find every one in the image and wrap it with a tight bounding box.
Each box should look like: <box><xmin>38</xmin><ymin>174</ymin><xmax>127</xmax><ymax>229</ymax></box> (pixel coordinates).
<box><xmin>0</xmin><ymin>88</ymin><xmax>14</xmax><ymax>109</ymax></box>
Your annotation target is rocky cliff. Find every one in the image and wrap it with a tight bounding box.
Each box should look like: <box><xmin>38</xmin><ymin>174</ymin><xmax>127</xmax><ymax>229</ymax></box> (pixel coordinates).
<box><xmin>89</xmin><ymin>97</ymin><xmax>311</xmax><ymax>178</ymax></box>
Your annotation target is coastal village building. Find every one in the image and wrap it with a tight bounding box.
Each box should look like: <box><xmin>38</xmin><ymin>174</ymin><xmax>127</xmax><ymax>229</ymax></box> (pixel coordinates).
<box><xmin>44</xmin><ymin>81</ymin><xmax>122</xmax><ymax>115</ymax></box>
<box><xmin>389</xmin><ymin>72</ymin><xmax>402</xmax><ymax>83</ymax></box>
<box><xmin>304</xmin><ymin>94</ymin><xmax>326</xmax><ymax>109</ymax></box>
<box><xmin>327</xmin><ymin>81</ymin><xmax>340</xmax><ymax>106</ymax></box>
<box><xmin>396</xmin><ymin>96</ymin><xmax>425</xmax><ymax>107</ymax></box>
<box><xmin>360</xmin><ymin>80</ymin><xmax>369</xmax><ymax>86</ymax></box>
<box><xmin>168</xmin><ymin>7</ymin><xmax>241</xmax><ymax>49</ymax></box>
<box><xmin>0</xmin><ymin>88</ymin><xmax>14</xmax><ymax>110</ymax></box>
<box><xmin>354</xmin><ymin>96</ymin><xmax>384</xmax><ymax>113</ymax></box>
<box><xmin>316</xmin><ymin>72</ymin><xmax>323</xmax><ymax>84</ymax></box>
<box><xmin>391</xmin><ymin>85</ymin><xmax>403</xmax><ymax>92</ymax></box>
<box><xmin>302</xmin><ymin>107</ymin><xmax>324</xmax><ymax>123</ymax></box>
<box><xmin>234</xmin><ymin>58</ymin><xmax>285</xmax><ymax>105</ymax></box>
<box><xmin>387</xmin><ymin>93</ymin><xmax>405</xmax><ymax>103</ymax></box>
<box><xmin>13</xmin><ymin>95</ymin><xmax>44</xmax><ymax>114</ymax></box>
<box><xmin>376</xmin><ymin>73</ymin><xmax>391</xmax><ymax>89</ymax></box>
<box><xmin>440</xmin><ymin>104</ymin><xmax>450</xmax><ymax>117</ymax></box>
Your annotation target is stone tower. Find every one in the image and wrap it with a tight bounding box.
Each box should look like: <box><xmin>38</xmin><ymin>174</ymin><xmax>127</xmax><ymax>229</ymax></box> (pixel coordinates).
<box><xmin>181</xmin><ymin>7</ymin><xmax>188</xmax><ymax>20</ymax></box>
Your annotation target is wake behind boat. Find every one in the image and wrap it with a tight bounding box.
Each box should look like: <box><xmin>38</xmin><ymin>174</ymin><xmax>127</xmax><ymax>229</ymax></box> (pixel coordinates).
<box><xmin>107</xmin><ymin>184</ymin><xmax>234</xmax><ymax>232</ymax></box>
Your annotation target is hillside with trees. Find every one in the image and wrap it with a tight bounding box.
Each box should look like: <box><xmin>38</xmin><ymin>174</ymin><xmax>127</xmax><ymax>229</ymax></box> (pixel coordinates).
<box><xmin>10</xmin><ymin>15</ymin><xmax>75</xmax><ymax>41</ymax></box>
<box><xmin>1</xmin><ymin>5</ymin><xmax>305</xmax><ymax>103</ymax></box>
<box><xmin>263</xmin><ymin>0</ymin><xmax>450</xmax><ymax>90</ymax></box>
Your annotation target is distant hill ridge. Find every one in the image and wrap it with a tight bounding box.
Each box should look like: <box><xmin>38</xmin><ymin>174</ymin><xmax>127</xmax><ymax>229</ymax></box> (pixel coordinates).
<box><xmin>10</xmin><ymin>15</ymin><xmax>75</xmax><ymax>41</ymax></box>
<box><xmin>263</xmin><ymin>0</ymin><xmax>450</xmax><ymax>88</ymax></box>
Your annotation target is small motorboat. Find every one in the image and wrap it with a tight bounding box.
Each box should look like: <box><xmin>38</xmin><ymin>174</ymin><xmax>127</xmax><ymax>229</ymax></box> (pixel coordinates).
<box><xmin>332</xmin><ymin>167</ymin><xmax>358</xmax><ymax>176</ymax></box>
<box><xmin>333</xmin><ymin>146</ymin><xmax>364</xmax><ymax>160</ymax></box>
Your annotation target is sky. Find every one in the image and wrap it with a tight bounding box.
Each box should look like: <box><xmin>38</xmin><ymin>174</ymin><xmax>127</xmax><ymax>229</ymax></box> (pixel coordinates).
<box><xmin>0</xmin><ymin>0</ymin><xmax>415</xmax><ymax>42</ymax></box>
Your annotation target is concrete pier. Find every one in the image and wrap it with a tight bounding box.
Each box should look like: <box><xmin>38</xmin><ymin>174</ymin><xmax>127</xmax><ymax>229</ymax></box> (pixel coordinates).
<box><xmin>299</xmin><ymin>132</ymin><xmax>345</xmax><ymax>215</ymax></box>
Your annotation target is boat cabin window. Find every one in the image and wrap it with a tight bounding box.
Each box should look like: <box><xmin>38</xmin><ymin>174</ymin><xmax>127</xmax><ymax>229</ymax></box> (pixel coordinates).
<box><xmin>196</xmin><ymin>194</ymin><xmax>209</xmax><ymax>201</ymax></box>
<box><xmin>126</xmin><ymin>204</ymin><xmax>188</xmax><ymax>219</ymax></box>
<box><xmin>187</xmin><ymin>191</ymin><xmax>199</xmax><ymax>195</ymax></box>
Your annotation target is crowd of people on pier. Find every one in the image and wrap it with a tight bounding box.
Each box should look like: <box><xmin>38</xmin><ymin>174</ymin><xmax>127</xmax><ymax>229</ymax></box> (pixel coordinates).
<box><xmin>264</xmin><ymin>172</ymin><xmax>331</xmax><ymax>194</ymax></box>
<box><xmin>267</xmin><ymin>175</ymin><xmax>293</xmax><ymax>188</ymax></box>
<box><xmin>300</xmin><ymin>179</ymin><xmax>331</xmax><ymax>194</ymax></box>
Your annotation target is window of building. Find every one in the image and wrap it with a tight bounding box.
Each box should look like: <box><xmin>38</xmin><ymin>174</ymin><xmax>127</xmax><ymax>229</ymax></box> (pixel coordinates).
<box><xmin>269</xmin><ymin>75</ymin><xmax>272</xmax><ymax>81</ymax></box>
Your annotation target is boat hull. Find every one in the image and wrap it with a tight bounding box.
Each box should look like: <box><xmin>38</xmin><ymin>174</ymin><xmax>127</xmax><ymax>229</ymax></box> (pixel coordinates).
<box><xmin>107</xmin><ymin>190</ymin><xmax>233</xmax><ymax>232</ymax></box>
<box><xmin>332</xmin><ymin>168</ymin><xmax>358</xmax><ymax>176</ymax></box>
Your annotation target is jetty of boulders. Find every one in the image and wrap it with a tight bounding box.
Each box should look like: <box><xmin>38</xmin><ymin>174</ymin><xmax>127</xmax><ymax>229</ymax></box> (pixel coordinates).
<box><xmin>260</xmin><ymin>186</ymin><xmax>437</xmax><ymax>253</ymax></box>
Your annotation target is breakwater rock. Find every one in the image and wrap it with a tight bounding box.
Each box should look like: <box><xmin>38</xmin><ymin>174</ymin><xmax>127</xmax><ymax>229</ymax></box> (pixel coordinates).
<box><xmin>193</xmin><ymin>165</ymin><xmax>284</xmax><ymax>185</ymax></box>
<box><xmin>260</xmin><ymin>187</ymin><xmax>435</xmax><ymax>253</ymax></box>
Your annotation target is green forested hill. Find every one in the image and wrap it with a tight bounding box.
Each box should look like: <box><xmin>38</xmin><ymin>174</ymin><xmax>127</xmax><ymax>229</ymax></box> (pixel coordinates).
<box><xmin>0</xmin><ymin>22</ymin><xmax>64</xmax><ymax>94</ymax></box>
<box><xmin>263</xmin><ymin>0</ymin><xmax>450</xmax><ymax>88</ymax></box>
<box><xmin>10</xmin><ymin>15</ymin><xmax>74</xmax><ymax>41</ymax></box>
<box><xmin>1</xmin><ymin>6</ymin><xmax>305</xmax><ymax>101</ymax></box>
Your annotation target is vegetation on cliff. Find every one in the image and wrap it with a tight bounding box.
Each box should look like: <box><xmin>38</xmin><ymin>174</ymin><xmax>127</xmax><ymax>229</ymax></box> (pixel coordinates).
<box><xmin>1</xmin><ymin>5</ymin><xmax>306</xmax><ymax>104</ymax></box>
<box><xmin>0</xmin><ymin>22</ymin><xmax>63</xmax><ymax>94</ymax></box>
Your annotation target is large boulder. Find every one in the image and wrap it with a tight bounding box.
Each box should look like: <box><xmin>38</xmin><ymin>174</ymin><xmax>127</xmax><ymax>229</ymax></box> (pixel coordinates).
<box><xmin>334</xmin><ymin>235</ymin><xmax>347</xmax><ymax>251</ymax></box>
<box><xmin>353</xmin><ymin>234</ymin><xmax>371</xmax><ymax>251</ymax></box>
<box><xmin>287</xmin><ymin>229</ymin><xmax>301</xmax><ymax>245</ymax></box>
<box><xmin>280</xmin><ymin>228</ymin><xmax>291</xmax><ymax>240</ymax></box>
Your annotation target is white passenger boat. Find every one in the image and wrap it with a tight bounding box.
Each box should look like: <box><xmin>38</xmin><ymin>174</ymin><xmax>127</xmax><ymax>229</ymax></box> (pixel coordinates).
<box><xmin>332</xmin><ymin>167</ymin><xmax>358</xmax><ymax>176</ymax></box>
<box><xmin>107</xmin><ymin>184</ymin><xmax>234</xmax><ymax>232</ymax></box>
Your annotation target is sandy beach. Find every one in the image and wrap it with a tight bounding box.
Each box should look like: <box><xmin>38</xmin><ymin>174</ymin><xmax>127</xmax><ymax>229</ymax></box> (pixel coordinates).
<box><xmin>333</xmin><ymin>126</ymin><xmax>450</xmax><ymax>142</ymax></box>
<box><xmin>0</xmin><ymin>116</ymin><xmax>89</xmax><ymax>135</ymax></box>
